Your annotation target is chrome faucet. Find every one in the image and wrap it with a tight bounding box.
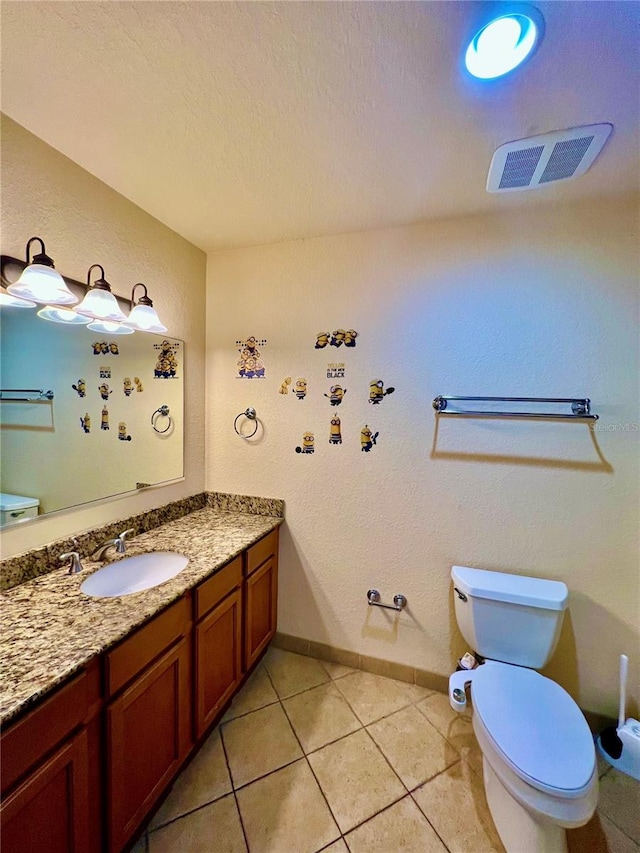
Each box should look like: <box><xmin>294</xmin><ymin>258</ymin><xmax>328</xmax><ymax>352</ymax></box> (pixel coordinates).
<box><xmin>60</xmin><ymin>550</ymin><xmax>83</xmax><ymax>575</ymax></box>
<box><xmin>91</xmin><ymin>528</ymin><xmax>135</xmax><ymax>560</ymax></box>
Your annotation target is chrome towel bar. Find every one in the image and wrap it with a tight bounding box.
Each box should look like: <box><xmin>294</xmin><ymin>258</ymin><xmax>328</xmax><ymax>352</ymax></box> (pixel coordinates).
<box><xmin>432</xmin><ymin>395</ymin><xmax>598</xmax><ymax>420</ymax></box>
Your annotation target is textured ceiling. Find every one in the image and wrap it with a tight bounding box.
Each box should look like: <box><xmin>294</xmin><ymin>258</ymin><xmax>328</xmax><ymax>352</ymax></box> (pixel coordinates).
<box><xmin>1</xmin><ymin>1</ymin><xmax>638</xmax><ymax>251</ymax></box>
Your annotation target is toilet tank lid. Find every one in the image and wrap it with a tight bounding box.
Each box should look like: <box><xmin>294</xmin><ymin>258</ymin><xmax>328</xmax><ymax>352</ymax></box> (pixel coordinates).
<box><xmin>0</xmin><ymin>493</ymin><xmax>40</xmax><ymax>511</ymax></box>
<box><xmin>451</xmin><ymin>566</ymin><xmax>568</xmax><ymax>611</ymax></box>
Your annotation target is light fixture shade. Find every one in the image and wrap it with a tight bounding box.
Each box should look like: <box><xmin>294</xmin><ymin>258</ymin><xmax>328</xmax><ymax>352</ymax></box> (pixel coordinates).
<box><xmin>0</xmin><ymin>290</ymin><xmax>36</xmax><ymax>308</ymax></box>
<box><xmin>37</xmin><ymin>306</ymin><xmax>92</xmax><ymax>325</ymax></box>
<box><xmin>86</xmin><ymin>319</ymin><xmax>134</xmax><ymax>335</ymax></box>
<box><xmin>123</xmin><ymin>303</ymin><xmax>168</xmax><ymax>333</ymax></box>
<box><xmin>75</xmin><ymin>288</ymin><xmax>127</xmax><ymax>322</ymax></box>
<box><xmin>7</xmin><ymin>264</ymin><xmax>78</xmax><ymax>306</ymax></box>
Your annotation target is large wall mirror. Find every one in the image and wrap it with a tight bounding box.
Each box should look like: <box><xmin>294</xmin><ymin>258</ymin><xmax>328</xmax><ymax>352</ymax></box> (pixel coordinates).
<box><xmin>0</xmin><ymin>306</ymin><xmax>184</xmax><ymax>526</ymax></box>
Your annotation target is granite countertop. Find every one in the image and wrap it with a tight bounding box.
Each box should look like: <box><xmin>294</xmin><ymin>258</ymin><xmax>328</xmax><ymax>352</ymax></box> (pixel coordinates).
<box><xmin>0</xmin><ymin>508</ymin><xmax>283</xmax><ymax>725</ymax></box>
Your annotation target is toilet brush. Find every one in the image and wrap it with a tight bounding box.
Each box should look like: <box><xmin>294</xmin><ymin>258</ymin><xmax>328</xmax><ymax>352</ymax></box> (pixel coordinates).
<box><xmin>596</xmin><ymin>654</ymin><xmax>640</xmax><ymax>781</ymax></box>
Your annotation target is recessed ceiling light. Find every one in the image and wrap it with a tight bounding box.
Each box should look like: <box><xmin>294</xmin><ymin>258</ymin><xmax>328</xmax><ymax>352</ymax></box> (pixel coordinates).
<box><xmin>465</xmin><ymin>10</ymin><xmax>544</xmax><ymax>80</ymax></box>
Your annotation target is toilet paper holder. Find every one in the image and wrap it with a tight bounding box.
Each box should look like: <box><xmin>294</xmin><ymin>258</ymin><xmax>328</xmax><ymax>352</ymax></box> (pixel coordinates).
<box><xmin>367</xmin><ymin>589</ymin><xmax>407</xmax><ymax>611</ymax></box>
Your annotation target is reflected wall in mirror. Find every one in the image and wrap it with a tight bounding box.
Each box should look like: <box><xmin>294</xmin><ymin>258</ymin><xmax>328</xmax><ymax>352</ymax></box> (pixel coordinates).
<box><xmin>0</xmin><ymin>307</ymin><xmax>184</xmax><ymax>524</ymax></box>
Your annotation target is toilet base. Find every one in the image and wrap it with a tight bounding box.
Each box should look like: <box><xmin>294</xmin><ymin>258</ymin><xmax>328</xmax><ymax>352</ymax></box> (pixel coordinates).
<box><xmin>484</xmin><ymin>758</ymin><xmax>568</xmax><ymax>853</ymax></box>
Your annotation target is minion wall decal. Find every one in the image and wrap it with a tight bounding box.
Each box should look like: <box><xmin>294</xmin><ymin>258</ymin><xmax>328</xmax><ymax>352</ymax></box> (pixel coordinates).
<box><xmin>293</xmin><ymin>378</ymin><xmax>308</xmax><ymax>400</ymax></box>
<box><xmin>80</xmin><ymin>413</ymin><xmax>91</xmax><ymax>433</ymax></box>
<box><xmin>123</xmin><ymin>378</ymin><xmax>134</xmax><ymax>396</ymax></box>
<box><xmin>99</xmin><ymin>367</ymin><xmax>111</xmax><ymax>379</ymax></box>
<box><xmin>329</xmin><ymin>416</ymin><xmax>342</xmax><ymax>445</ymax></box>
<box><xmin>235</xmin><ymin>336</ymin><xmax>266</xmax><ymax>379</ymax></box>
<box><xmin>295</xmin><ymin>432</ymin><xmax>315</xmax><ymax>454</ymax></box>
<box><xmin>360</xmin><ymin>425</ymin><xmax>379</xmax><ymax>452</ymax></box>
<box><xmin>315</xmin><ymin>330</ymin><xmax>358</xmax><ymax>348</ymax></box>
<box><xmin>324</xmin><ymin>384</ymin><xmax>346</xmax><ymax>406</ymax></box>
<box><xmin>368</xmin><ymin>380</ymin><xmax>395</xmax><ymax>404</ymax></box>
<box><xmin>98</xmin><ymin>383</ymin><xmax>112</xmax><ymax>401</ymax></box>
<box><xmin>118</xmin><ymin>422</ymin><xmax>132</xmax><ymax>441</ymax></box>
<box><xmin>101</xmin><ymin>407</ymin><xmax>109</xmax><ymax>431</ymax></box>
<box><xmin>134</xmin><ymin>377</ymin><xmax>143</xmax><ymax>392</ymax></box>
<box><xmin>154</xmin><ymin>339</ymin><xmax>180</xmax><ymax>379</ymax></box>
<box><xmin>279</xmin><ymin>377</ymin><xmax>292</xmax><ymax>394</ymax></box>
<box><xmin>72</xmin><ymin>379</ymin><xmax>86</xmax><ymax>398</ymax></box>
<box><xmin>91</xmin><ymin>342</ymin><xmax>119</xmax><ymax>355</ymax></box>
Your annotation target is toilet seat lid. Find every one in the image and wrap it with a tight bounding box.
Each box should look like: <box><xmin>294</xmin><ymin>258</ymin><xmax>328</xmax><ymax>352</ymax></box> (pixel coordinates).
<box><xmin>472</xmin><ymin>665</ymin><xmax>595</xmax><ymax>794</ymax></box>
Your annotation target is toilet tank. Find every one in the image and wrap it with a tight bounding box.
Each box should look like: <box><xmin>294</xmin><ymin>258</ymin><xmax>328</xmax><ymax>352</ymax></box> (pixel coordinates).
<box><xmin>451</xmin><ymin>565</ymin><xmax>568</xmax><ymax>668</ymax></box>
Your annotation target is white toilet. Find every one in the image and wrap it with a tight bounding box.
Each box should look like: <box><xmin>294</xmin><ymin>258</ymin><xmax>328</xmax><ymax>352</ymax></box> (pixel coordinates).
<box><xmin>448</xmin><ymin>565</ymin><xmax>598</xmax><ymax>853</ymax></box>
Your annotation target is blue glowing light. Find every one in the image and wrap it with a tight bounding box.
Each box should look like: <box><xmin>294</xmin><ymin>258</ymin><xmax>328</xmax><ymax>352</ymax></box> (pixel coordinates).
<box><xmin>465</xmin><ymin>13</ymin><xmax>541</xmax><ymax>79</ymax></box>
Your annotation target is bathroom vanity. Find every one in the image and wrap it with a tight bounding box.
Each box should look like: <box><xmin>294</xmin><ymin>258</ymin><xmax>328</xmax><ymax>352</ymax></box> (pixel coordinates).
<box><xmin>0</xmin><ymin>506</ymin><xmax>281</xmax><ymax>853</ymax></box>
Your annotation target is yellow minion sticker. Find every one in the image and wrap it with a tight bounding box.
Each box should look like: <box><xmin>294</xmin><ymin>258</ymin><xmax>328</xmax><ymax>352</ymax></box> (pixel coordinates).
<box><xmin>315</xmin><ymin>332</ymin><xmax>330</xmax><ymax>349</ymax></box>
<box><xmin>118</xmin><ymin>422</ymin><xmax>132</xmax><ymax>441</ymax></box>
<box><xmin>360</xmin><ymin>424</ymin><xmax>379</xmax><ymax>452</ymax></box>
<box><xmin>294</xmin><ymin>378</ymin><xmax>307</xmax><ymax>400</ymax></box>
<box><xmin>134</xmin><ymin>377</ymin><xmax>143</xmax><ymax>392</ymax></box>
<box><xmin>295</xmin><ymin>432</ymin><xmax>315</xmax><ymax>454</ymax></box>
<box><xmin>72</xmin><ymin>378</ymin><xmax>86</xmax><ymax>398</ymax></box>
<box><xmin>98</xmin><ymin>383</ymin><xmax>112</xmax><ymax>401</ymax></box>
<box><xmin>80</xmin><ymin>413</ymin><xmax>91</xmax><ymax>433</ymax></box>
<box><xmin>329</xmin><ymin>416</ymin><xmax>342</xmax><ymax>445</ymax></box>
<box><xmin>101</xmin><ymin>407</ymin><xmax>109</xmax><ymax>431</ymax></box>
<box><xmin>324</xmin><ymin>384</ymin><xmax>346</xmax><ymax>406</ymax></box>
<box><xmin>279</xmin><ymin>377</ymin><xmax>292</xmax><ymax>394</ymax></box>
<box><xmin>368</xmin><ymin>379</ymin><xmax>395</xmax><ymax>404</ymax></box>
<box><xmin>123</xmin><ymin>378</ymin><xmax>134</xmax><ymax>397</ymax></box>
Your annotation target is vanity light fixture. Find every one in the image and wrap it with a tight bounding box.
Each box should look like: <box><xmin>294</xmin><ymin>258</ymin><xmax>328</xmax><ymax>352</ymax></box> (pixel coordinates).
<box><xmin>465</xmin><ymin>9</ymin><xmax>544</xmax><ymax>79</ymax></box>
<box><xmin>6</xmin><ymin>237</ymin><xmax>78</xmax><ymax>305</ymax></box>
<box><xmin>123</xmin><ymin>283</ymin><xmax>167</xmax><ymax>333</ymax></box>
<box><xmin>75</xmin><ymin>264</ymin><xmax>128</xmax><ymax>323</ymax></box>
<box><xmin>86</xmin><ymin>318</ymin><xmax>134</xmax><ymax>335</ymax></box>
<box><xmin>37</xmin><ymin>306</ymin><xmax>91</xmax><ymax>325</ymax></box>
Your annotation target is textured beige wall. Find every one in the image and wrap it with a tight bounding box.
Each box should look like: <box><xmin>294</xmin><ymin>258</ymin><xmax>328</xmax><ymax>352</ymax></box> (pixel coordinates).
<box><xmin>0</xmin><ymin>115</ymin><xmax>206</xmax><ymax>557</ymax></box>
<box><xmin>206</xmin><ymin>195</ymin><xmax>639</xmax><ymax>716</ymax></box>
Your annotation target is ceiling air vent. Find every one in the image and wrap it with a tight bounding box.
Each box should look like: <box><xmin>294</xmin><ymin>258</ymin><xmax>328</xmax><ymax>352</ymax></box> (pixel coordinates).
<box><xmin>487</xmin><ymin>124</ymin><xmax>613</xmax><ymax>193</ymax></box>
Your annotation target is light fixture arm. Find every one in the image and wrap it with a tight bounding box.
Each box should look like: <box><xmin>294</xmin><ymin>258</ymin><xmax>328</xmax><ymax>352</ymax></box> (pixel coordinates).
<box><xmin>86</xmin><ymin>264</ymin><xmax>110</xmax><ymax>291</ymax></box>
<box><xmin>25</xmin><ymin>236</ymin><xmax>55</xmax><ymax>268</ymax></box>
<box><xmin>130</xmin><ymin>282</ymin><xmax>154</xmax><ymax>308</ymax></box>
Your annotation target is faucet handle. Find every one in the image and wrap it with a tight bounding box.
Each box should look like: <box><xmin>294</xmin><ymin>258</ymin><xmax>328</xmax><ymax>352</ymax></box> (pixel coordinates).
<box><xmin>115</xmin><ymin>528</ymin><xmax>135</xmax><ymax>553</ymax></box>
<box><xmin>60</xmin><ymin>551</ymin><xmax>83</xmax><ymax>575</ymax></box>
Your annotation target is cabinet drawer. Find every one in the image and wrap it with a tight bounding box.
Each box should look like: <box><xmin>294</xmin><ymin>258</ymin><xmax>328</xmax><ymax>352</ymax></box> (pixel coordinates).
<box><xmin>195</xmin><ymin>556</ymin><xmax>242</xmax><ymax>621</ymax></box>
<box><xmin>245</xmin><ymin>528</ymin><xmax>279</xmax><ymax>576</ymax></box>
<box><xmin>106</xmin><ymin>597</ymin><xmax>189</xmax><ymax>697</ymax></box>
<box><xmin>1</xmin><ymin>662</ymin><xmax>99</xmax><ymax>796</ymax></box>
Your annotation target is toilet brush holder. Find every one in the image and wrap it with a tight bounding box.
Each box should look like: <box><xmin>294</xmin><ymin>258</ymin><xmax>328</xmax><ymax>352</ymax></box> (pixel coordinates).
<box><xmin>596</xmin><ymin>654</ymin><xmax>640</xmax><ymax>781</ymax></box>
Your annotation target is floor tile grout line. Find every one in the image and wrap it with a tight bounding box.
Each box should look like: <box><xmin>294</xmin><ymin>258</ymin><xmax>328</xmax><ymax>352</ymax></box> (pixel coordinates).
<box><xmin>277</xmin><ymin>693</ymin><xmax>344</xmax><ymax>847</ymax></box>
<box><xmin>218</xmin><ymin>719</ymin><xmax>251</xmax><ymax>853</ymax></box>
<box><xmin>598</xmin><ymin>809</ymin><xmax>640</xmax><ymax>847</ymax></box>
<box><xmin>409</xmin><ymin>789</ymin><xmax>455</xmax><ymax>853</ymax></box>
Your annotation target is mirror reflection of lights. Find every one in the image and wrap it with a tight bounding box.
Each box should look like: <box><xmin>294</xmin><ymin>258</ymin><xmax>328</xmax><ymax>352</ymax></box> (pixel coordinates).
<box><xmin>465</xmin><ymin>12</ymin><xmax>542</xmax><ymax>79</ymax></box>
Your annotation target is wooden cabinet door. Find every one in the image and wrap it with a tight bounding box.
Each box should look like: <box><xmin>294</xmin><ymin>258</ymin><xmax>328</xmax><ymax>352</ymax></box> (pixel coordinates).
<box><xmin>1</xmin><ymin>728</ymin><xmax>90</xmax><ymax>853</ymax></box>
<box><xmin>244</xmin><ymin>555</ymin><xmax>278</xmax><ymax>670</ymax></box>
<box><xmin>106</xmin><ymin>637</ymin><xmax>190</xmax><ymax>853</ymax></box>
<box><xmin>195</xmin><ymin>588</ymin><xmax>242</xmax><ymax>738</ymax></box>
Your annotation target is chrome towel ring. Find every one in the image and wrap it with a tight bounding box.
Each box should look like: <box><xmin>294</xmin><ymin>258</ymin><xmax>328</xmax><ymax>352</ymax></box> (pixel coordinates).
<box><xmin>234</xmin><ymin>407</ymin><xmax>258</xmax><ymax>440</ymax></box>
<box><xmin>151</xmin><ymin>404</ymin><xmax>173</xmax><ymax>434</ymax></box>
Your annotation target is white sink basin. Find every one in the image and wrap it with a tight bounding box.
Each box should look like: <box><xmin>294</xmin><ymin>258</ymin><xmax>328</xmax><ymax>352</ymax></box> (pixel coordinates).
<box><xmin>80</xmin><ymin>552</ymin><xmax>189</xmax><ymax>598</ymax></box>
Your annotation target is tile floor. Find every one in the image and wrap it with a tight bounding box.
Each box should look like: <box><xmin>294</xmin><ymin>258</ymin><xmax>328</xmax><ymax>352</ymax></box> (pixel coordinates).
<box><xmin>135</xmin><ymin>648</ymin><xmax>640</xmax><ymax>853</ymax></box>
